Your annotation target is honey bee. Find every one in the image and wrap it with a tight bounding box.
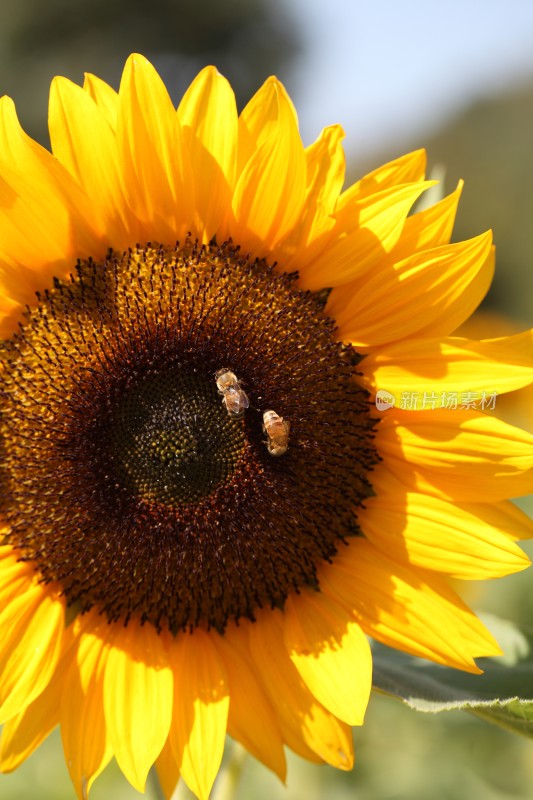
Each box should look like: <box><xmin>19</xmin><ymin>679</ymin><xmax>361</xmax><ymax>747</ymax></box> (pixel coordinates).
<box><xmin>215</xmin><ymin>368</ymin><xmax>249</xmax><ymax>418</ymax></box>
<box><xmin>262</xmin><ymin>409</ymin><xmax>290</xmax><ymax>456</ymax></box>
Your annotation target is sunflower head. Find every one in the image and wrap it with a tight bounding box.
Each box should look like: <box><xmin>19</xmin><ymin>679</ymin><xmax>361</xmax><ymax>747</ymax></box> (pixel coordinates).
<box><xmin>1</xmin><ymin>237</ymin><xmax>376</xmax><ymax>634</ymax></box>
<box><xmin>0</xmin><ymin>54</ymin><xmax>532</xmax><ymax>800</ymax></box>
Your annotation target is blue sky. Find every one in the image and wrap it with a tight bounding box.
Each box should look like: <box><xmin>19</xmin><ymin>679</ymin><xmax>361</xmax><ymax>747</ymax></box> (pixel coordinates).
<box><xmin>285</xmin><ymin>0</ymin><xmax>533</xmax><ymax>159</ymax></box>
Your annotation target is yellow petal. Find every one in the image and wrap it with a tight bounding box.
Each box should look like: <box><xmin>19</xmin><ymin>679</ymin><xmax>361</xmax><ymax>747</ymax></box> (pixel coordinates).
<box><xmin>103</xmin><ymin>621</ymin><xmax>173</xmax><ymax>792</ymax></box>
<box><xmin>0</xmin><ymin>585</ymin><xmax>65</xmax><ymax>722</ymax></box>
<box><xmin>321</xmin><ymin>538</ymin><xmax>499</xmax><ymax>672</ymax></box>
<box><xmin>302</xmin><ymin>180</ymin><xmax>435</xmax><ymax>292</ymax></box>
<box><xmin>0</xmin><ymin>692</ymin><xmax>59</xmax><ymax>773</ymax></box>
<box><xmin>236</xmin><ymin>76</ymin><xmax>298</xmax><ymax>173</ymax></box>
<box><xmin>0</xmin><ymin>97</ymin><xmax>103</xmax><ymax>252</ymax></box>
<box><xmin>359</xmin><ymin>492</ymin><xmax>530</xmax><ymax>579</ymax></box>
<box><xmin>61</xmin><ymin>628</ymin><xmax>113</xmax><ymax>800</ymax></box>
<box><xmin>0</xmin><ymin>157</ymin><xmax>84</xmax><ymax>276</ymax></box>
<box><xmin>412</xmin><ymin>246</ymin><xmax>495</xmax><ymax>341</ymax></box>
<box><xmin>304</xmin><ymin>124</ymin><xmax>346</xmax><ymax>220</ymax></box>
<box><xmin>0</xmin><ymin>548</ymin><xmax>38</xmax><ymax>606</ymax></box>
<box><xmin>409</xmin><ymin>568</ymin><xmax>503</xmax><ymax>659</ymax></box>
<box><xmin>0</xmin><ymin>97</ymin><xmax>104</xmax><ymax>325</ymax></box>
<box><xmin>284</xmin><ymin>590</ymin><xmax>372</xmax><ymax>725</ymax></box>
<box><xmin>116</xmin><ymin>53</ymin><xmax>192</xmax><ymax>243</ymax></box>
<box><xmin>167</xmin><ymin>629</ymin><xmax>229</xmax><ymax>800</ymax></box>
<box><xmin>0</xmin><ymin>621</ymin><xmax>77</xmax><ymax>772</ymax></box>
<box><xmin>49</xmin><ymin>76</ymin><xmax>137</xmax><ymax>248</ymax></box>
<box><xmin>324</xmin><ymin>188</ymin><xmax>476</xmax><ymax>329</ymax></box>
<box><xmin>333</xmin><ymin>232</ymin><xmax>493</xmax><ymax>346</ymax></box>
<box><xmin>343</xmin><ymin>149</ymin><xmax>427</xmax><ymax>201</ymax></box>
<box><xmin>236</xmin><ymin>614</ymin><xmax>320</xmax><ymax>763</ymax></box>
<box><xmin>0</xmin><ymin>290</ymin><xmax>22</xmax><ymax>339</ymax></box>
<box><xmin>215</xmin><ymin>627</ymin><xmax>286</xmax><ymax>781</ymax></box>
<box><xmin>362</xmin><ymin>329</ymin><xmax>533</xmax><ymax>401</ymax></box>
<box><xmin>231</xmin><ymin>78</ymin><xmax>306</xmax><ymax>253</ymax></box>
<box><xmin>247</xmin><ymin>609</ymin><xmax>354</xmax><ymax>770</ymax></box>
<box><xmin>280</xmin><ymin>124</ymin><xmax>345</xmax><ymax>265</ymax></box>
<box><xmin>462</xmin><ymin>499</ymin><xmax>533</xmax><ymax>541</ymax></box>
<box><xmin>82</xmin><ymin>72</ymin><xmax>119</xmax><ymax>130</ymax></box>
<box><xmin>0</xmin><ymin>251</ymin><xmax>55</xmax><ymax>310</ymax></box>
<box><xmin>391</xmin><ymin>181</ymin><xmax>463</xmax><ymax>258</ymax></box>
<box><xmin>177</xmin><ymin>66</ymin><xmax>238</xmax><ymax>241</ymax></box>
<box><xmin>374</xmin><ymin>408</ymin><xmax>533</xmax><ymax>501</ymax></box>
<box><xmin>283</xmin><ymin>134</ymin><xmax>421</xmax><ymax>272</ymax></box>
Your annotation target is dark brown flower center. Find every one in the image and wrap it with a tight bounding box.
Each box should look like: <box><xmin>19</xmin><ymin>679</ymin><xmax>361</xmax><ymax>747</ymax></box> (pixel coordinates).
<box><xmin>103</xmin><ymin>367</ymin><xmax>247</xmax><ymax>505</ymax></box>
<box><xmin>0</xmin><ymin>241</ymin><xmax>377</xmax><ymax>632</ymax></box>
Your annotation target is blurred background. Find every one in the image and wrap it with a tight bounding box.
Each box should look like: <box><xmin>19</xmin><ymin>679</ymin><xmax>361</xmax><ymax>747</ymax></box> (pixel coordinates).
<box><xmin>1</xmin><ymin>0</ymin><xmax>532</xmax><ymax>797</ymax></box>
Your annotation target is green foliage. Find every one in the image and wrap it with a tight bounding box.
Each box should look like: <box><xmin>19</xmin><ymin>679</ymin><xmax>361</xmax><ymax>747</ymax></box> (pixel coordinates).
<box><xmin>372</xmin><ymin>613</ymin><xmax>533</xmax><ymax>738</ymax></box>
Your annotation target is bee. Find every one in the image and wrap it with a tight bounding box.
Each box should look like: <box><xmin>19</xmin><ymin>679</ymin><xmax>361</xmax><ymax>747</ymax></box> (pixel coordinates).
<box><xmin>215</xmin><ymin>368</ymin><xmax>249</xmax><ymax>419</ymax></box>
<box><xmin>262</xmin><ymin>409</ymin><xmax>290</xmax><ymax>456</ymax></box>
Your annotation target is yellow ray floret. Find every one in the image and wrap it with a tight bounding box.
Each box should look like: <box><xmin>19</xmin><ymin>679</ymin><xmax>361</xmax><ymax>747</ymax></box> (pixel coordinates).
<box><xmin>374</xmin><ymin>409</ymin><xmax>533</xmax><ymax>501</ymax></box>
<box><xmin>359</xmin><ymin>492</ymin><xmax>530</xmax><ymax>579</ymax></box>
<box><xmin>283</xmin><ymin>590</ymin><xmax>372</xmax><ymax>726</ymax></box>
<box><xmin>103</xmin><ymin>620</ymin><xmax>173</xmax><ymax>792</ymax></box>
<box><xmin>166</xmin><ymin>629</ymin><xmax>229</xmax><ymax>800</ymax></box>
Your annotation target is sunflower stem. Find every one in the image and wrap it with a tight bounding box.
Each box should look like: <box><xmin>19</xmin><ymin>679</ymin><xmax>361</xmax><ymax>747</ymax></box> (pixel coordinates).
<box><xmin>148</xmin><ymin>766</ymin><xmax>166</xmax><ymax>800</ymax></box>
<box><xmin>212</xmin><ymin>742</ymin><xmax>248</xmax><ymax>800</ymax></box>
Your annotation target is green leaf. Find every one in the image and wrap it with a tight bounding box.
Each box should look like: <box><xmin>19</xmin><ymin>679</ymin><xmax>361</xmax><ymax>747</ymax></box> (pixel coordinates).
<box><xmin>371</xmin><ymin>613</ymin><xmax>533</xmax><ymax>738</ymax></box>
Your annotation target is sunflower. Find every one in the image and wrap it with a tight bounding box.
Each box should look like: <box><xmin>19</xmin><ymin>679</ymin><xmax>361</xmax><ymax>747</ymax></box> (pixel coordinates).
<box><xmin>0</xmin><ymin>54</ymin><xmax>532</xmax><ymax>800</ymax></box>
